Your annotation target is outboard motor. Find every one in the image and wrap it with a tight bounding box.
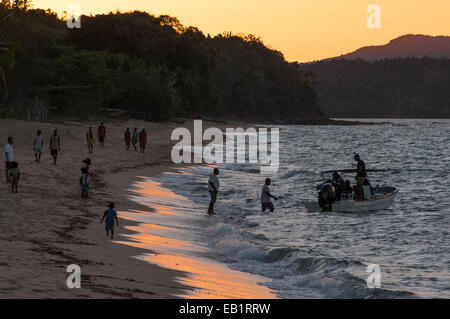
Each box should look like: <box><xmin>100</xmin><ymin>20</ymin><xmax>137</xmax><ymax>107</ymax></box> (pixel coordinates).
<box><xmin>318</xmin><ymin>182</ymin><xmax>335</xmax><ymax>212</ymax></box>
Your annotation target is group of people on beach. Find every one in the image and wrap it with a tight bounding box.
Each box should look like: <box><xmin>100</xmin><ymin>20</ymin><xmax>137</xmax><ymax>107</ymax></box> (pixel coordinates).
<box><xmin>32</xmin><ymin>129</ymin><xmax>61</xmax><ymax>164</ymax></box>
<box><xmin>2</xmin><ymin>122</ymin><xmax>147</xmax><ymax>239</ymax></box>
<box><xmin>86</xmin><ymin>122</ymin><xmax>107</xmax><ymax>153</ymax></box>
<box><xmin>3</xmin><ymin>130</ymin><xmax>62</xmax><ymax>193</ymax></box>
<box><xmin>207</xmin><ymin>167</ymin><xmax>278</xmax><ymax>215</ymax></box>
<box><xmin>123</xmin><ymin>127</ymin><xmax>147</xmax><ymax>153</ymax></box>
<box><xmin>86</xmin><ymin>123</ymin><xmax>148</xmax><ymax>154</ymax></box>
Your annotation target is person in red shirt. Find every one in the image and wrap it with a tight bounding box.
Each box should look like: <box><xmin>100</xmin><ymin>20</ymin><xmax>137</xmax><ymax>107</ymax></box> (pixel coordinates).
<box><xmin>97</xmin><ymin>122</ymin><xmax>106</xmax><ymax>146</ymax></box>
<box><xmin>124</xmin><ymin>128</ymin><xmax>131</xmax><ymax>151</ymax></box>
<box><xmin>138</xmin><ymin>129</ymin><xmax>147</xmax><ymax>153</ymax></box>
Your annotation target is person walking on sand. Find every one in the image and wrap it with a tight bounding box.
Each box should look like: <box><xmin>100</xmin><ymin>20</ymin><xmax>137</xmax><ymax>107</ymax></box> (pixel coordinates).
<box><xmin>33</xmin><ymin>130</ymin><xmax>44</xmax><ymax>163</ymax></box>
<box><xmin>131</xmin><ymin>128</ymin><xmax>138</xmax><ymax>151</ymax></box>
<box><xmin>139</xmin><ymin>128</ymin><xmax>147</xmax><ymax>153</ymax></box>
<box><xmin>86</xmin><ymin>127</ymin><xmax>94</xmax><ymax>154</ymax></box>
<box><xmin>207</xmin><ymin>168</ymin><xmax>220</xmax><ymax>215</ymax></box>
<box><xmin>49</xmin><ymin>129</ymin><xmax>60</xmax><ymax>165</ymax></box>
<box><xmin>261</xmin><ymin>178</ymin><xmax>278</xmax><ymax>213</ymax></box>
<box><xmin>4</xmin><ymin>137</ymin><xmax>14</xmax><ymax>182</ymax></box>
<box><xmin>79</xmin><ymin>167</ymin><xmax>91</xmax><ymax>198</ymax></box>
<box><xmin>100</xmin><ymin>202</ymin><xmax>119</xmax><ymax>239</ymax></box>
<box><xmin>97</xmin><ymin>122</ymin><xmax>106</xmax><ymax>147</ymax></box>
<box><xmin>124</xmin><ymin>128</ymin><xmax>131</xmax><ymax>151</ymax></box>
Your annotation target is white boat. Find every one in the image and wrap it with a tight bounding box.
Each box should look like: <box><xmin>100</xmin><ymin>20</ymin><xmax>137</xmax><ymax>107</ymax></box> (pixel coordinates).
<box><xmin>302</xmin><ymin>186</ymin><xmax>398</xmax><ymax>213</ymax></box>
<box><xmin>303</xmin><ymin>166</ymin><xmax>399</xmax><ymax>213</ymax></box>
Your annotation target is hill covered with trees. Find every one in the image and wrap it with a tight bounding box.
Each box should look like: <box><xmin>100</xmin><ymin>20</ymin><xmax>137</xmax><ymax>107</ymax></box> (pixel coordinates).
<box><xmin>330</xmin><ymin>35</ymin><xmax>450</xmax><ymax>61</ymax></box>
<box><xmin>301</xmin><ymin>57</ymin><xmax>450</xmax><ymax>118</ymax></box>
<box><xmin>0</xmin><ymin>2</ymin><xmax>322</xmax><ymax>122</ymax></box>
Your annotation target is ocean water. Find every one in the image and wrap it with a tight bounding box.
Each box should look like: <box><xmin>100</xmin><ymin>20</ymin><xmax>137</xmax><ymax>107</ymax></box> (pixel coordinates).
<box><xmin>119</xmin><ymin>119</ymin><xmax>450</xmax><ymax>299</ymax></box>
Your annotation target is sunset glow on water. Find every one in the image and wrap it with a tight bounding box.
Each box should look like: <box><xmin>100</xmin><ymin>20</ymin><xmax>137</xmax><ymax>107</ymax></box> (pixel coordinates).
<box><xmin>117</xmin><ymin>179</ymin><xmax>276</xmax><ymax>299</ymax></box>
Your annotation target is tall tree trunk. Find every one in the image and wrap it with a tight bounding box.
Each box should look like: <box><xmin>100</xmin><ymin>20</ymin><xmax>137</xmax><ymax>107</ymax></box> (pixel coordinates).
<box><xmin>0</xmin><ymin>65</ymin><xmax>8</xmax><ymax>104</ymax></box>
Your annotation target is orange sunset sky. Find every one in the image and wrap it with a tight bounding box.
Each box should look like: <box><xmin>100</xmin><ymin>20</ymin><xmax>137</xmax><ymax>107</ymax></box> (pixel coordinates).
<box><xmin>32</xmin><ymin>0</ymin><xmax>450</xmax><ymax>62</ymax></box>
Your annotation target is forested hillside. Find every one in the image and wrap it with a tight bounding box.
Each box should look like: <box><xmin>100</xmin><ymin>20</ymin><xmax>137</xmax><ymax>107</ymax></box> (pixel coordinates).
<box><xmin>0</xmin><ymin>2</ymin><xmax>322</xmax><ymax>122</ymax></box>
<box><xmin>332</xmin><ymin>35</ymin><xmax>450</xmax><ymax>61</ymax></box>
<box><xmin>302</xmin><ymin>57</ymin><xmax>450</xmax><ymax>118</ymax></box>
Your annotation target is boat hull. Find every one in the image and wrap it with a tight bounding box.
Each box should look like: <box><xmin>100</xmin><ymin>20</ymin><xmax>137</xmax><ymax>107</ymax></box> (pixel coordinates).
<box><xmin>302</xmin><ymin>188</ymin><xmax>398</xmax><ymax>213</ymax></box>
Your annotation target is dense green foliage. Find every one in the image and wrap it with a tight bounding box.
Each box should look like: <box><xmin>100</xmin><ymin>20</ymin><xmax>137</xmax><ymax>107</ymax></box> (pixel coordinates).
<box><xmin>301</xmin><ymin>58</ymin><xmax>450</xmax><ymax>118</ymax></box>
<box><xmin>0</xmin><ymin>4</ymin><xmax>321</xmax><ymax>121</ymax></box>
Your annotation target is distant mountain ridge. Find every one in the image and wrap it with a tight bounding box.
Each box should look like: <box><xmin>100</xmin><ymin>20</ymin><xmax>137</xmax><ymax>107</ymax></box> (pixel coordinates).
<box><xmin>301</xmin><ymin>34</ymin><xmax>450</xmax><ymax>118</ymax></box>
<box><xmin>328</xmin><ymin>34</ymin><xmax>450</xmax><ymax>61</ymax></box>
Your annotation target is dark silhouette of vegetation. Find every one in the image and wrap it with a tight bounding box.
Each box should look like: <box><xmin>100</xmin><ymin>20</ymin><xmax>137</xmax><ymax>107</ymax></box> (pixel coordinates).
<box><xmin>301</xmin><ymin>58</ymin><xmax>450</xmax><ymax>118</ymax></box>
<box><xmin>0</xmin><ymin>4</ymin><xmax>321</xmax><ymax>121</ymax></box>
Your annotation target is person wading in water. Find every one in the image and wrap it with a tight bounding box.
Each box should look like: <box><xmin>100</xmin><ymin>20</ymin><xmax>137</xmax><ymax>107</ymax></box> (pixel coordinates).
<box><xmin>207</xmin><ymin>168</ymin><xmax>220</xmax><ymax>215</ymax></box>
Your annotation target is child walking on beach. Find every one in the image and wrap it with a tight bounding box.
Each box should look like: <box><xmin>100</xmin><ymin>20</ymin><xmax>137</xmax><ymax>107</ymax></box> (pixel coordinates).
<box><xmin>79</xmin><ymin>167</ymin><xmax>91</xmax><ymax>198</ymax></box>
<box><xmin>100</xmin><ymin>203</ymin><xmax>119</xmax><ymax>239</ymax></box>
<box><xmin>9</xmin><ymin>162</ymin><xmax>20</xmax><ymax>193</ymax></box>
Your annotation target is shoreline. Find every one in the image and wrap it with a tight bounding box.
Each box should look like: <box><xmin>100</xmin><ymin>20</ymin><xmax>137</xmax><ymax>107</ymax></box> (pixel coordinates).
<box><xmin>114</xmin><ymin>170</ymin><xmax>277</xmax><ymax>299</ymax></box>
<box><xmin>0</xmin><ymin>118</ymin><xmax>259</xmax><ymax>298</ymax></box>
<box><xmin>0</xmin><ymin>119</ymin><xmax>203</xmax><ymax>298</ymax></box>
<box><xmin>0</xmin><ymin>116</ymin><xmax>395</xmax><ymax>298</ymax></box>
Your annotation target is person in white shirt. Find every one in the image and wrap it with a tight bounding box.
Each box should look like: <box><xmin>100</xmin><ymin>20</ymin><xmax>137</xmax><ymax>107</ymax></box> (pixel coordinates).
<box><xmin>207</xmin><ymin>168</ymin><xmax>220</xmax><ymax>215</ymax></box>
<box><xmin>261</xmin><ymin>178</ymin><xmax>278</xmax><ymax>212</ymax></box>
<box><xmin>33</xmin><ymin>130</ymin><xmax>44</xmax><ymax>163</ymax></box>
<box><xmin>4</xmin><ymin>136</ymin><xmax>14</xmax><ymax>182</ymax></box>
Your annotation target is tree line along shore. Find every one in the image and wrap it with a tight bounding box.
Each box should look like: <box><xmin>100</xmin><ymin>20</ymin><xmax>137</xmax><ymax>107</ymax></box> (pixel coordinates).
<box><xmin>1</xmin><ymin>3</ymin><xmax>447</xmax><ymax>125</ymax></box>
<box><xmin>0</xmin><ymin>3</ymin><xmax>321</xmax><ymax>124</ymax></box>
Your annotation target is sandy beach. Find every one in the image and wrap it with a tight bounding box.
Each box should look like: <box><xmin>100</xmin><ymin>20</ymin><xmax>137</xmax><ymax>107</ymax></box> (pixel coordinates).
<box><xmin>0</xmin><ymin>118</ymin><xmax>229</xmax><ymax>298</ymax></box>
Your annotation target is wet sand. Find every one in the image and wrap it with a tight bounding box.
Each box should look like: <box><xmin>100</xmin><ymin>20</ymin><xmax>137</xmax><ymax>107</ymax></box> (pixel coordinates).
<box><xmin>116</xmin><ymin>178</ymin><xmax>276</xmax><ymax>299</ymax></box>
<box><xmin>0</xmin><ymin>118</ymin><xmax>229</xmax><ymax>298</ymax></box>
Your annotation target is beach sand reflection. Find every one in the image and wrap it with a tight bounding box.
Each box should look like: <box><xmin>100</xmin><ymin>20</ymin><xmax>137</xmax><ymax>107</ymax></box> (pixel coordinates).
<box><xmin>118</xmin><ymin>178</ymin><xmax>276</xmax><ymax>299</ymax></box>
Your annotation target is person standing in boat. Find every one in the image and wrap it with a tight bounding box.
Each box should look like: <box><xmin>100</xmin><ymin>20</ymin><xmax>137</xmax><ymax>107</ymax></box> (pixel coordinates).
<box><xmin>354</xmin><ymin>154</ymin><xmax>367</xmax><ymax>199</ymax></box>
